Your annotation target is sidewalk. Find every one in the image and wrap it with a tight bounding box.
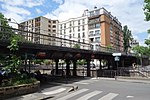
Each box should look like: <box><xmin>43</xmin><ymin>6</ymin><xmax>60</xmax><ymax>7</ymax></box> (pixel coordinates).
<box><xmin>7</xmin><ymin>80</ymin><xmax>78</xmax><ymax>100</ymax></box>
<box><xmin>116</xmin><ymin>76</ymin><xmax>150</xmax><ymax>84</ymax></box>
<box><xmin>98</xmin><ymin>76</ymin><xmax>150</xmax><ymax>84</ymax></box>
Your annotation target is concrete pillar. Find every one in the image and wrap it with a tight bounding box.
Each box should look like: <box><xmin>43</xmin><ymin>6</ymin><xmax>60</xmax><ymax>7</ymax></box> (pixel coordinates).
<box><xmin>73</xmin><ymin>60</ymin><xmax>77</xmax><ymax>76</ymax></box>
<box><xmin>108</xmin><ymin>59</ymin><xmax>111</xmax><ymax>70</ymax></box>
<box><xmin>121</xmin><ymin>57</ymin><xmax>125</xmax><ymax>67</ymax></box>
<box><xmin>99</xmin><ymin>59</ymin><xmax>102</xmax><ymax>70</ymax></box>
<box><xmin>55</xmin><ymin>59</ymin><xmax>59</xmax><ymax>75</ymax></box>
<box><xmin>24</xmin><ymin>53</ymin><xmax>27</xmax><ymax>72</ymax></box>
<box><xmin>66</xmin><ymin>60</ymin><xmax>70</xmax><ymax>76</ymax></box>
<box><xmin>86</xmin><ymin>59</ymin><xmax>91</xmax><ymax>77</ymax></box>
<box><xmin>28</xmin><ymin>59</ymin><xmax>31</xmax><ymax>74</ymax></box>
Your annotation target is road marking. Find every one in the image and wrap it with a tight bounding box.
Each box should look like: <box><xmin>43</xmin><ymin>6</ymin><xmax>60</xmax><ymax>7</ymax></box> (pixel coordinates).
<box><xmin>76</xmin><ymin>90</ymin><xmax>102</xmax><ymax>100</ymax></box>
<box><xmin>74</xmin><ymin>82</ymin><xmax>89</xmax><ymax>84</ymax></box>
<box><xmin>126</xmin><ymin>95</ymin><xmax>134</xmax><ymax>98</ymax></box>
<box><xmin>98</xmin><ymin>93</ymin><xmax>119</xmax><ymax>100</ymax></box>
<box><xmin>42</xmin><ymin>88</ymin><xmax>66</xmax><ymax>95</ymax></box>
<box><xmin>56</xmin><ymin>89</ymin><xmax>88</xmax><ymax>100</ymax></box>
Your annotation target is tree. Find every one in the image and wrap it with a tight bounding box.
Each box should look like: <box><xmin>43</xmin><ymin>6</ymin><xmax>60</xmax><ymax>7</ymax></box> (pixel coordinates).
<box><xmin>73</xmin><ymin>44</ymin><xmax>80</xmax><ymax>49</ymax></box>
<box><xmin>123</xmin><ymin>25</ymin><xmax>132</xmax><ymax>53</ymax></box>
<box><xmin>0</xmin><ymin>13</ymin><xmax>15</xmax><ymax>41</ymax></box>
<box><xmin>144</xmin><ymin>0</ymin><xmax>150</xmax><ymax>55</ymax></box>
<box><xmin>144</xmin><ymin>0</ymin><xmax>150</xmax><ymax>21</ymax></box>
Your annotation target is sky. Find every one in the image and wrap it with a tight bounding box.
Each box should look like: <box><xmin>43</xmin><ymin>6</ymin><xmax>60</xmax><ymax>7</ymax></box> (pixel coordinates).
<box><xmin>0</xmin><ymin>0</ymin><xmax>149</xmax><ymax>45</ymax></box>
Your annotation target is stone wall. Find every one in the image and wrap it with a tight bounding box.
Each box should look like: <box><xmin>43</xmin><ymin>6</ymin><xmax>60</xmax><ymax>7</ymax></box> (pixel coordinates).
<box><xmin>0</xmin><ymin>81</ymin><xmax>40</xmax><ymax>100</ymax></box>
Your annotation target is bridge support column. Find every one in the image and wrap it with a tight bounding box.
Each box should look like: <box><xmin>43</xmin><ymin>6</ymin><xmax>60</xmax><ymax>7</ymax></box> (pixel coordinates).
<box><xmin>107</xmin><ymin>59</ymin><xmax>111</xmax><ymax>70</ymax></box>
<box><xmin>73</xmin><ymin>60</ymin><xmax>77</xmax><ymax>76</ymax></box>
<box><xmin>55</xmin><ymin>59</ymin><xmax>59</xmax><ymax>75</ymax></box>
<box><xmin>86</xmin><ymin>59</ymin><xmax>91</xmax><ymax>77</ymax></box>
<box><xmin>99</xmin><ymin>59</ymin><xmax>102</xmax><ymax>70</ymax></box>
<box><xmin>121</xmin><ymin>58</ymin><xmax>125</xmax><ymax>67</ymax></box>
<box><xmin>28</xmin><ymin>59</ymin><xmax>31</xmax><ymax>74</ymax></box>
<box><xmin>24</xmin><ymin>53</ymin><xmax>27</xmax><ymax>72</ymax></box>
<box><xmin>66</xmin><ymin>60</ymin><xmax>70</xmax><ymax>76</ymax></box>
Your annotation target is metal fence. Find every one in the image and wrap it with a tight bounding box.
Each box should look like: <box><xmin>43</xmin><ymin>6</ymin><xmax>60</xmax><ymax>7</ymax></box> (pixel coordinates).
<box><xmin>0</xmin><ymin>25</ymin><xmax>125</xmax><ymax>53</ymax></box>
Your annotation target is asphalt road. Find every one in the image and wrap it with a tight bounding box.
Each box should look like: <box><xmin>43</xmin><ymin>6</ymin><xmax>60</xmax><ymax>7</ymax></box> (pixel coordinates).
<box><xmin>52</xmin><ymin>78</ymin><xmax>150</xmax><ymax>100</ymax></box>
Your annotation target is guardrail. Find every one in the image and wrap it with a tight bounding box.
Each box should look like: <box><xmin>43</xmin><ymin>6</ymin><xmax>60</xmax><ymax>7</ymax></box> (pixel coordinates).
<box><xmin>0</xmin><ymin>25</ymin><xmax>124</xmax><ymax>53</ymax></box>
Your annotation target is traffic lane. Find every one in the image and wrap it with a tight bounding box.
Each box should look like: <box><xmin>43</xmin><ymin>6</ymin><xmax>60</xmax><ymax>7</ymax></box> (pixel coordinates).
<box><xmin>73</xmin><ymin>79</ymin><xmax>150</xmax><ymax>100</ymax></box>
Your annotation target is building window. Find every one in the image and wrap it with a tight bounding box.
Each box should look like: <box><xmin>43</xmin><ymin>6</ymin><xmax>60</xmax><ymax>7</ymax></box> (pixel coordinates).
<box><xmin>95</xmin><ymin>37</ymin><xmax>100</xmax><ymax>42</ymax></box>
<box><xmin>64</xmin><ymin>24</ymin><xmax>66</xmax><ymax>28</ymax></box>
<box><xmin>78</xmin><ymin>39</ymin><xmax>80</xmax><ymax>42</ymax></box>
<box><xmin>78</xmin><ymin>33</ymin><xmax>80</xmax><ymax>38</ymax></box>
<box><xmin>69</xmin><ymin>28</ymin><xmax>72</xmax><ymax>33</ymax></box>
<box><xmin>48</xmin><ymin>29</ymin><xmax>51</xmax><ymax>32</ymax></box>
<box><xmin>53</xmin><ymin>30</ymin><xmax>56</xmax><ymax>32</ymax></box>
<box><xmin>82</xmin><ymin>26</ymin><xmax>85</xmax><ymax>31</ymax></box>
<box><xmin>69</xmin><ymin>34</ymin><xmax>72</xmax><ymax>38</ymax></box>
<box><xmin>90</xmin><ymin>11</ymin><xmax>94</xmax><ymax>16</ymax></box>
<box><xmin>95</xmin><ymin>23</ymin><xmax>100</xmax><ymax>28</ymax></box>
<box><xmin>48</xmin><ymin>25</ymin><xmax>51</xmax><ymax>28</ymax></box>
<box><xmin>83</xmin><ymin>39</ymin><xmax>85</xmax><ymax>43</ymax></box>
<box><xmin>60</xmin><ymin>24</ymin><xmax>62</xmax><ymax>29</ymax></box>
<box><xmin>89</xmin><ymin>24</ymin><xmax>95</xmax><ymax>29</ymax></box>
<box><xmin>89</xmin><ymin>31</ymin><xmax>94</xmax><ymax>36</ymax></box>
<box><xmin>78</xmin><ymin>26</ymin><xmax>80</xmax><ymax>31</ymax></box>
<box><xmin>48</xmin><ymin>20</ymin><xmax>51</xmax><ymax>23</ymax></box>
<box><xmin>69</xmin><ymin>21</ymin><xmax>72</xmax><ymax>26</ymax></box>
<box><xmin>82</xmin><ymin>32</ymin><xmax>85</xmax><ymax>38</ymax></box>
<box><xmin>35</xmin><ymin>17</ymin><xmax>40</xmax><ymax>22</ymax></box>
<box><xmin>95</xmin><ymin>10</ymin><xmax>100</xmax><ymax>15</ymax></box>
<box><xmin>78</xmin><ymin>20</ymin><xmax>80</xmax><ymax>25</ymax></box>
<box><xmin>82</xmin><ymin>19</ymin><xmax>85</xmax><ymax>24</ymax></box>
<box><xmin>53</xmin><ymin>25</ymin><xmax>56</xmax><ymax>28</ymax></box>
<box><xmin>95</xmin><ymin>30</ymin><xmax>100</xmax><ymax>36</ymax></box>
<box><xmin>53</xmin><ymin>21</ymin><xmax>56</xmax><ymax>23</ymax></box>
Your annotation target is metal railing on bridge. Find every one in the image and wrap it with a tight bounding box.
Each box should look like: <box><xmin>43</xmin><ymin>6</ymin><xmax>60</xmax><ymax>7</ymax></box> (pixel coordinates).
<box><xmin>0</xmin><ymin>25</ymin><xmax>124</xmax><ymax>53</ymax></box>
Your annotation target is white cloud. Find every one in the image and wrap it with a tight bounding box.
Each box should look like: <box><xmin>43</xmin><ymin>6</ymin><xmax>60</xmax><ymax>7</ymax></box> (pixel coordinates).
<box><xmin>1</xmin><ymin>4</ymin><xmax>31</xmax><ymax>15</ymax></box>
<box><xmin>36</xmin><ymin>8</ymin><xmax>42</xmax><ymax>14</ymax></box>
<box><xmin>52</xmin><ymin>0</ymin><xmax>63</xmax><ymax>4</ymax></box>
<box><xmin>0</xmin><ymin>0</ymin><xmax>45</xmax><ymax>7</ymax></box>
<box><xmin>45</xmin><ymin>0</ymin><xmax>150</xmax><ymax>45</ymax></box>
<box><xmin>0</xmin><ymin>0</ymin><xmax>45</xmax><ymax>28</ymax></box>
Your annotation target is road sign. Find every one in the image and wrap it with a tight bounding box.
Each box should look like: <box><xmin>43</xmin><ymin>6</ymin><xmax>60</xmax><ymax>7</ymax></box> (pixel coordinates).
<box><xmin>112</xmin><ymin>53</ymin><xmax>121</xmax><ymax>56</ymax></box>
<box><xmin>115</xmin><ymin>56</ymin><xmax>120</xmax><ymax>61</ymax></box>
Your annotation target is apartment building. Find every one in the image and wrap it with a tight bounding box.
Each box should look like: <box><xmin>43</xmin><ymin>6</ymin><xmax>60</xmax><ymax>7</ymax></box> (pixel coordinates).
<box><xmin>58</xmin><ymin>16</ymin><xmax>89</xmax><ymax>49</ymax></box>
<box><xmin>84</xmin><ymin>7</ymin><xmax>123</xmax><ymax>51</ymax></box>
<box><xmin>18</xmin><ymin>16</ymin><xmax>58</xmax><ymax>45</ymax></box>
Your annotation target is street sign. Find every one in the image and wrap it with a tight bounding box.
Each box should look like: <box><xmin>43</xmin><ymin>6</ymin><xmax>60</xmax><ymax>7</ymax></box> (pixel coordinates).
<box><xmin>112</xmin><ymin>53</ymin><xmax>121</xmax><ymax>56</ymax></box>
<box><xmin>115</xmin><ymin>56</ymin><xmax>120</xmax><ymax>61</ymax></box>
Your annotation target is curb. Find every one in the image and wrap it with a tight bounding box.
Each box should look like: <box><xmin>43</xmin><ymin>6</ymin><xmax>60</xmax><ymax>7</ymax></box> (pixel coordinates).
<box><xmin>67</xmin><ymin>85</ymin><xmax>78</xmax><ymax>92</ymax></box>
<box><xmin>38</xmin><ymin>96</ymin><xmax>54</xmax><ymax>100</ymax></box>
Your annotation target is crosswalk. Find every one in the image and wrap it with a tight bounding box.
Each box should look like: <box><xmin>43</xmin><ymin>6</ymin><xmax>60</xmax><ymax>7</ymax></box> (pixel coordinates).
<box><xmin>54</xmin><ymin>88</ymin><xmax>119</xmax><ymax>100</ymax></box>
<box><xmin>74</xmin><ymin>79</ymin><xmax>98</xmax><ymax>85</ymax></box>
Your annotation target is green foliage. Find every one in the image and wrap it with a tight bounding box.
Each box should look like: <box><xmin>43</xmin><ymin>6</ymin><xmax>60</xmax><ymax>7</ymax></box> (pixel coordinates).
<box><xmin>73</xmin><ymin>44</ymin><xmax>80</xmax><ymax>49</ymax></box>
<box><xmin>145</xmin><ymin>39</ymin><xmax>150</xmax><ymax>46</ymax></box>
<box><xmin>0</xmin><ymin>13</ymin><xmax>15</xmax><ymax>41</ymax></box>
<box><xmin>144</xmin><ymin>0</ymin><xmax>150</xmax><ymax>21</ymax></box>
<box><xmin>13</xmin><ymin>78</ymin><xmax>37</xmax><ymax>85</ymax></box>
<box><xmin>43</xmin><ymin>59</ymin><xmax>53</xmax><ymax>65</ymax></box>
<box><xmin>132</xmin><ymin>45</ymin><xmax>150</xmax><ymax>57</ymax></box>
<box><xmin>0</xmin><ymin>13</ymin><xmax>9</xmax><ymax>26</ymax></box>
<box><xmin>7</xmin><ymin>38</ymin><xmax>19</xmax><ymax>52</ymax></box>
<box><xmin>107</xmin><ymin>45</ymin><xmax>112</xmax><ymax>49</ymax></box>
<box><xmin>123</xmin><ymin>25</ymin><xmax>132</xmax><ymax>53</ymax></box>
<box><xmin>33</xmin><ymin>59</ymin><xmax>43</xmax><ymax>65</ymax></box>
<box><xmin>77</xmin><ymin>59</ymin><xmax>86</xmax><ymax>65</ymax></box>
